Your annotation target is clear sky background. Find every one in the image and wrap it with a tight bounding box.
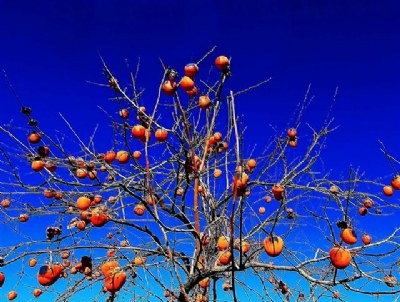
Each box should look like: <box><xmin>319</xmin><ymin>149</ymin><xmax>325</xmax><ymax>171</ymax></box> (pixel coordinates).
<box><xmin>0</xmin><ymin>1</ymin><xmax>400</xmax><ymax>301</ymax></box>
<box><xmin>1</xmin><ymin>0</ymin><xmax>399</xmax><ymax>174</ymax></box>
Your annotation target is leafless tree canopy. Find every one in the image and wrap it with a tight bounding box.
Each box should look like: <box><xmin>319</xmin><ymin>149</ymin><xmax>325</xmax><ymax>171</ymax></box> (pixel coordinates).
<box><xmin>0</xmin><ymin>50</ymin><xmax>399</xmax><ymax>302</ymax></box>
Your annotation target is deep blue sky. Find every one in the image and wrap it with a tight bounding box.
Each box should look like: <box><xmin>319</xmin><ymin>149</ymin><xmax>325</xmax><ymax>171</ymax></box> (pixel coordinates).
<box><xmin>1</xmin><ymin>0</ymin><xmax>400</xmax><ymax>176</ymax></box>
<box><xmin>1</xmin><ymin>1</ymin><xmax>400</xmax><ymax>301</ymax></box>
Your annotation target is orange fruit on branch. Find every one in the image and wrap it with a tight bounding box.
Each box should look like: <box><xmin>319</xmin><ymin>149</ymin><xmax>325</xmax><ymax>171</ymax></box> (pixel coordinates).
<box><xmin>233</xmin><ymin>170</ymin><xmax>249</xmax><ymax>189</ymax></box>
<box><xmin>384</xmin><ymin>275</ymin><xmax>397</xmax><ymax>287</ymax></box>
<box><xmin>340</xmin><ymin>228</ymin><xmax>357</xmax><ymax>245</ymax></box>
<box><xmin>287</xmin><ymin>128</ymin><xmax>297</xmax><ymax>139</ymax></box>
<box><xmin>76</xmin><ymin>168</ymin><xmax>87</xmax><ymax>179</ymax></box>
<box><xmin>28</xmin><ymin>131</ymin><xmax>41</xmax><ymax>144</ymax></box>
<box><xmin>217</xmin><ymin>235</ymin><xmax>230</xmax><ymax>251</ymax></box>
<box><xmin>161</xmin><ymin>80</ymin><xmax>177</xmax><ymax>95</ymax></box>
<box><xmin>247</xmin><ymin>159</ymin><xmax>256</xmax><ymax>169</ymax></box>
<box><xmin>116</xmin><ymin>150</ymin><xmax>130</xmax><ymax>164</ymax></box>
<box><xmin>288</xmin><ymin>138</ymin><xmax>298</xmax><ymax>147</ymax></box>
<box><xmin>101</xmin><ymin>261</ymin><xmax>120</xmax><ymax>276</ymax></box>
<box><xmin>263</xmin><ymin>235</ymin><xmax>284</xmax><ymax>257</ymax></box>
<box><xmin>215</xmin><ymin>56</ymin><xmax>230</xmax><ymax>70</ymax></box>
<box><xmin>37</xmin><ymin>264</ymin><xmax>64</xmax><ymax>286</ymax></box>
<box><xmin>29</xmin><ymin>258</ymin><xmax>37</xmax><ymax>267</ymax></box>
<box><xmin>218</xmin><ymin>250</ymin><xmax>232</xmax><ymax>265</ymax></box>
<box><xmin>103</xmin><ymin>151</ymin><xmax>116</xmax><ymax>164</ymax></box>
<box><xmin>184</xmin><ymin>63</ymin><xmax>199</xmax><ymax>78</ymax></box>
<box><xmin>1</xmin><ymin>198</ymin><xmax>10</xmax><ymax>208</ymax></box>
<box><xmin>272</xmin><ymin>184</ymin><xmax>285</xmax><ymax>201</ymax></box>
<box><xmin>133</xmin><ymin>151</ymin><xmax>141</xmax><ymax>160</ymax></box>
<box><xmin>214</xmin><ymin>169</ymin><xmax>222</xmax><ymax>178</ymax></box>
<box><xmin>0</xmin><ymin>272</ymin><xmax>5</xmax><ymax>287</ymax></box>
<box><xmin>155</xmin><ymin>129</ymin><xmax>168</xmax><ymax>142</ymax></box>
<box><xmin>132</xmin><ymin>125</ymin><xmax>146</xmax><ymax>140</ymax></box>
<box><xmin>358</xmin><ymin>206</ymin><xmax>368</xmax><ymax>216</ymax></box>
<box><xmin>329</xmin><ymin>246</ymin><xmax>351</xmax><ymax>269</ymax></box>
<box><xmin>44</xmin><ymin>189</ymin><xmax>55</xmax><ymax>198</ymax></box>
<box><xmin>104</xmin><ymin>269</ymin><xmax>126</xmax><ymax>293</ymax></box>
<box><xmin>91</xmin><ymin>208</ymin><xmax>109</xmax><ymax>227</ymax></box>
<box><xmin>363</xmin><ymin>198</ymin><xmax>374</xmax><ymax>208</ymax></box>
<box><xmin>329</xmin><ymin>185</ymin><xmax>340</xmax><ymax>194</ymax></box>
<box><xmin>198</xmin><ymin>95</ymin><xmax>211</xmax><ymax>109</ymax></box>
<box><xmin>31</xmin><ymin>160</ymin><xmax>45</xmax><ymax>172</ymax></box>
<box><xmin>383</xmin><ymin>185</ymin><xmax>394</xmax><ymax>196</ymax></box>
<box><xmin>7</xmin><ymin>291</ymin><xmax>17</xmax><ymax>300</ymax></box>
<box><xmin>76</xmin><ymin>196</ymin><xmax>91</xmax><ymax>211</ymax></box>
<box><xmin>391</xmin><ymin>175</ymin><xmax>400</xmax><ymax>190</ymax></box>
<box><xmin>76</xmin><ymin>220</ymin><xmax>86</xmax><ymax>230</ymax></box>
<box><xmin>186</xmin><ymin>86</ymin><xmax>198</xmax><ymax>97</ymax></box>
<box><xmin>179</xmin><ymin>76</ymin><xmax>195</xmax><ymax>91</ymax></box>
<box><xmin>119</xmin><ymin>108</ymin><xmax>129</xmax><ymax>119</ymax></box>
<box><xmin>213</xmin><ymin>132</ymin><xmax>222</xmax><ymax>142</ymax></box>
<box><xmin>362</xmin><ymin>234</ymin><xmax>371</xmax><ymax>245</ymax></box>
<box><xmin>19</xmin><ymin>213</ymin><xmax>29</xmax><ymax>222</ymax></box>
<box><xmin>133</xmin><ymin>256</ymin><xmax>146</xmax><ymax>266</ymax></box>
<box><xmin>134</xmin><ymin>204</ymin><xmax>145</xmax><ymax>216</ymax></box>
<box><xmin>33</xmin><ymin>288</ymin><xmax>42</xmax><ymax>297</ymax></box>
<box><xmin>199</xmin><ymin>278</ymin><xmax>210</xmax><ymax>288</ymax></box>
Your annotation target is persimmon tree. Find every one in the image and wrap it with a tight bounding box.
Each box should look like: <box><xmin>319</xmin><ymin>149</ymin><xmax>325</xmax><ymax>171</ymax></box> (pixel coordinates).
<box><xmin>0</xmin><ymin>49</ymin><xmax>400</xmax><ymax>302</ymax></box>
